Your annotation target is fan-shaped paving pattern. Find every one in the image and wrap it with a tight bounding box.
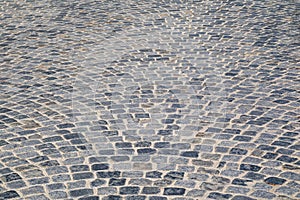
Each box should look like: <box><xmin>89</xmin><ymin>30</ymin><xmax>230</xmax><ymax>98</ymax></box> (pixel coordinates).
<box><xmin>0</xmin><ymin>0</ymin><xmax>299</xmax><ymax>199</ymax></box>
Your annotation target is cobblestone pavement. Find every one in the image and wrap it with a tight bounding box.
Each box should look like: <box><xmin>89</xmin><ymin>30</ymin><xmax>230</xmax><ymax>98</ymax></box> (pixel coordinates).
<box><xmin>0</xmin><ymin>0</ymin><xmax>299</xmax><ymax>199</ymax></box>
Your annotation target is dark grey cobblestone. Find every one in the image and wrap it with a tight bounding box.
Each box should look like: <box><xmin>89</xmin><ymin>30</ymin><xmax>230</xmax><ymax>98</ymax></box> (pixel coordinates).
<box><xmin>79</xmin><ymin>197</ymin><xmax>99</xmax><ymax>200</ymax></box>
<box><xmin>0</xmin><ymin>190</ymin><xmax>20</xmax><ymax>199</ymax></box>
<box><xmin>163</xmin><ymin>188</ymin><xmax>186</xmax><ymax>195</ymax></box>
<box><xmin>70</xmin><ymin>189</ymin><xmax>93</xmax><ymax>197</ymax></box>
<box><xmin>120</xmin><ymin>187</ymin><xmax>140</xmax><ymax>195</ymax></box>
<box><xmin>232</xmin><ymin>196</ymin><xmax>255</xmax><ymax>200</ymax></box>
<box><xmin>0</xmin><ymin>0</ymin><xmax>299</xmax><ymax>199</ymax></box>
<box><xmin>47</xmin><ymin>183</ymin><xmax>66</xmax><ymax>191</ymax></box>
<box><xmin>251</xmin><ymin>190</ymin><xmax>276</xmax><ymax>199</ymax></box>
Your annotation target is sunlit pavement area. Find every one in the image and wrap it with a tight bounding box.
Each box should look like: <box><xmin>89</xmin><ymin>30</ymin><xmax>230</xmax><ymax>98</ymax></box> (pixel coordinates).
<box><xmin>0</xmin><ymin>0</ymin><xmax>299</xmax><ymax>199</ymax></box>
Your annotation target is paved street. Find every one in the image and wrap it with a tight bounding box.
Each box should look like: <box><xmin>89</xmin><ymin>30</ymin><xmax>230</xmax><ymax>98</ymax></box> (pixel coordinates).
<box><xmin>0</xmin><ymin>0</ymin><xmax>299</xmax><ymax>199</ymax></box>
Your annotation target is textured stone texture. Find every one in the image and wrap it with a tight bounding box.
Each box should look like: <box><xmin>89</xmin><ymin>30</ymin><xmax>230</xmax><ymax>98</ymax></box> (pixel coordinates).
<box><xmin>0</xmin><ymin>0</ymin><xmax>299</xmax><ymax>199</ymax></box>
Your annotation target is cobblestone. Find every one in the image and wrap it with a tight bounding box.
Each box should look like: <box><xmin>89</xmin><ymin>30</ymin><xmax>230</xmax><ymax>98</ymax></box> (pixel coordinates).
<box><xmin>0</xmin><ymin>0</ymin><xmax>299</xmax><ymax>199</ymax></box>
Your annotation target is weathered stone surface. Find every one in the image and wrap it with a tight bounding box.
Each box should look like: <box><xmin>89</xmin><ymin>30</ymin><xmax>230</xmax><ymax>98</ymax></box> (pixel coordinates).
<box><xmin>0</xmin><ymin>0</ymin><xmax>298</xmax><ymax>199</ymax></box>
